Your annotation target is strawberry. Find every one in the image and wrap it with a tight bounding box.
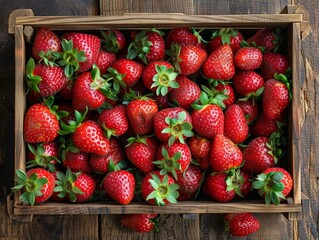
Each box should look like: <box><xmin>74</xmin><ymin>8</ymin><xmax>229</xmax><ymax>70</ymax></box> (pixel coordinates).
<box><xmin>168</xmin><ymin>44</ymin><xmax>207</xmax><ymax>76</ymax></box>
<box><xmin>59</xmin><ymin>78</ymin><xmax>74</xmax><ymax>100</ymax></box>
<box><xmin>252</xmin><ymin>167</ymin><xmax>293</xmax><ymax>205</ymax></box>
<box><xmin>125</xmin><ymin>135</ymin><xmax>157</xmax><ymax>174</ymax></box>
<box><xmin>26</xmin><ymin>58</ymin><xmax>68</xmax><ymax>97</ymax></box>
<box><xmin>262</xmin><ymin>74</ymin><xmax>291</xmax><ymax>120</ymax></box>
<box><xmin>224</xmin><ymin>213</ymin><xmax>260</xmax><ymax>237</ymax></box>
<box><xmin>95</xmin><ymin>49</ymin><xmax>117</xmax><ymax>75</ymax></box>
<box><xmin>191</xmin><ymin>91</ymin><xmax>224</xmax><ymax>139</ymax></box>
<box><xmin>54</xmin><ymin>168</ymin><xmax>96</xmax><ymax>203</ymax></box>
<box><xmin>202</xmin><ymin>44</ymin><xmax>235</xmax><ymax>81</ymax></box>
<box><xmin>214</xmin><ymin>83</ymin><xmax>235</xmax><ymax>108</ymax></box>
<box><xmin>247</xmin><ymin>28</ymin><xmax>283</xmax><ymax>52</ymax></box>
<box><xmin>141</xmin><ymin>171</ymin><xmax>179</xmax><ymax>205</ymax></box>
<box><xmin>154</xmin><ymin>142</ymin><xmax>192</xmax><ymax>179</ymax></box>
<box><xmin>107</xmin><ymin>59</ymin><xmax>144</xmax><ymax>90</ymax></box>
<box><xmin>224</xmin><ymin>104</ymin><xmax>249</xmax><ymax>144</ymax></box>
<box><xmin>188</xmin><ymin>135</ymin><xmax>211</xmax><ymax>169</ymax></box>
<box><xmin>12</xmin><ymin>168</ymin><xmax>55</xmax><ymax>205</ymax></box>
<box><xmin>176</xmin><ymin>164</ymin><xmax>202</xmax><ymax>194</ymax></box>
<box><xmin>202</xmin><ymin>172</ymin><xmax>235</xmax><ymax>202</ymax></box>
<box><xmin>234</xmin><ymin>46</ymin><xmax>263</xmax><ymax>71</ymax></box>
<box><xmin>242</xmin><ymin>133</ymin><xmax>283</xmax><ymax>173</ymax></box>
<box><xmin>62</xmin><ymin>151</ymin><xmax>92</xmax><ymax>174</ymax></box>
<box><xmin>232</xmin><ymin>70</ymin><xmax>264</xmax><ymax>98</ymax></box>
<box><xmin>237</xmin><ymin>171</ymin><xmax>253</xmax><ymax>198</ymax></box>
<box><xmin>72</xmin><ymin>65</ymin><xmax>114</xmax><ymax>111</ymax></box>
<box><xmin>32</xmin><ymin>27</ymin><xmax>62</xmax><ymax>62</ymax></box>
<box><xmin>98</xmin><ymin>104</ymin><xmax>128</xmax><ymax>138</ymax></box>
<box><xmin>103</xmin><ymin>170</ymin><xmax>135</xmax><ymax>205</ymax></box>
<box><xmin>125</xmin><ymin>92</ymin><xmax>158</xmax><ymax>135</ymax></box>
<box><xmin>250</xmin><ymin>111</ymin><xmax>284</xmax><ymax>137</ymax></box>
<box><xmin>127</xmin><ymin>29</ymin><xmax>165</xmax><ymax>64</ymax></box>
<box><xmin>26</xmin><ymin>141</ymin><xmax>59</xmax><ymax>172</ymax></box>
<box><xmin>101</xmin><ymin>30</ymin><xmax>126</xmax><ymax>53</ymax></box>
<box><xmin>90</xmin><ymin>137</ymin><xmax>124</xmax><ymax>174</ymax></box>
<box><xmin>121</xmin><ymin>214</ymin><xmax>158</xmax><ymax>233</ymax></box>
<box><xmin>260</xmin><ymin>52</ymin><xmax>289</xmax><ymax>80</ymax></box>
<box><xmin>154</xmin><ymin>94</ymin><xmax>170</xmax><ymax>110</ymax></box>
<box><xmin>236</xmin><ymin>99</ymin><xmax>259</xmax><ymax>124</ymax></box>
<box><xmin>165</xmin><ymin>27</ymin><xmax>204</xmax><ymax>48</ymax></box>
<box><xmin>153</xmin><ymin>107</ymin><xmax>193</xmax><ymax>146</ymax></box>
<box><xmin>168</xmin><ymin>75</ymin><xmax>201</xmax><ymax>109</ymax></box>
<box><xmin>209</xmin><ymin>28</ymin><xmax>244</xmax><ymax>53</ymax></box>
<box><xmin>142</xmin><ymin>61</ymin><xmax>179</xmax><ymax>95</ymax></box>
<box><xmin>24</xmin><ymin>98</ymin><xmax>65</xmax><ymax>143</ymax></box>
<box><xmin>209</xmin><ymin>134</ymin><xmax>243</xmax><ymax>171</ymax></box>
<box><xmin>61</xmin><ymin>32</ymin><xmax>101</xmax><ymax>75</ymax></box>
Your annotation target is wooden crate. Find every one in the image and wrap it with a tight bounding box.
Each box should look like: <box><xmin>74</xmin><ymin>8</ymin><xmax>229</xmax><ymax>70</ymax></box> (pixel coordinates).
<box><xmin>9</xmin><ymin>7</ymin><xmax>309</xmax><ymax>218</ymax></box>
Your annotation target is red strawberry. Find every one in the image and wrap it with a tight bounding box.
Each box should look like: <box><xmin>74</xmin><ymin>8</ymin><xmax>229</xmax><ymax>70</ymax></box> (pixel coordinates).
<box><xmin>224</xmin><ymin>213</ymin><xmax>260</xmax><ymax>237</ymax></box>
<box><xmin>232</xmin><ymin>71</ymin><xmax>264</xmax><ymax>98</ymax></box>
<box><xmin>202</xmin><ymin>44</ymin><xmax>235</xmax><ymax>81</ymax></box>
<box><xmin>154</xmin><ymin>142</ymin><xmax>192</xmax><ymax>179</ymax></box>
<box><xmin>24</xmin><ymin>101</ymin><xmax>61</xmax><ymax>143</ymax></box>
<box><xmin>209</xmin><ymin>28</ymin><xmax>244</xmax><ymax>53</ymax></box>
<box><xmin>62</xmin><ymin>151</ymin><xmax>92</xmax><ymax>174</ymax></box>
<box><xmin>141</xmin><ymin>171</ymin><xmax>179</xmax><ymax>205</ymax></box>
<box><xmin>121</xmin><ymin>214</ymin><xmax>158</xmax><ymax>233</ymax></box>
<box><xmin>12</xmin><ymin>168</ymin><xmax>55</xmax><ymax>205</ymax></box>
<box><xmin>234</xmin><ymin>47</ymin><xmax>263</xmax><ymax>71</ymax></box>
<box><xmin>215</xmin><ymin>83</ymin><xmax>235</xmax><ymax>108</ymax></box>
<box><xmin>247</xmin><ymin>28</ymin><xmax>283</xmax><ymax>52</ymax></box>
<box><xmin>98</xmin><ymin>104</ymin><xmax>128</xmax><ymax>138</ymax></box>
<box><xmin>32</xmin><ymin>27</ymin><xmax>62</xmax><ymax>62</ymax></box>
<box><xmin>154</xmin><ymin>94</ymin><xmax>170</xmax><ymax>109</ymax></box>
<box><xmin>26</xmin><ymin>141</ymin><xmax>59</xmax><ymax>171</ymax></box>
<box><xmin>168</xmin><ymin>44</ymin><xmax>207</xmax><ymax>76</ymax></box>
<box><xmin>153</xmin><ymin>107</ymin><xmax>193</xmax><ymax>146</ymax></box>
<box><xmin>188</xmin><ymin>135</ymin><xmax>211</xmax><ymax>169</ymax></box>
<box><xmin>107</xmin><ymin>59</ymin><xmax>144</xmax><ymax>89</ymax></box>
<box><xmin>168</xmin><ymin>75</ymin><xmax>201</xmax><ymax>109</ymax></box>
<box><xmin>236</xmin><ymin>99</ymin><xmax>259</xmax><ymax>124</ymax></box>
<box><xmin>242</xmin><ymin>135</ymin><xmax>282</xmax><ymax>173</ymax></box>
<box><xmin>262</xmin><ymin>74</ymin><xmax>291</xmax><ymax>120</ymax></box>
<box><xmin>224</xmin><ymin>104</ymin><xmax>249</xmax><ymax>144</ymax></box>
<box><xmin>165</xmin><ymin>27</ymin><xmax>204</xmax><ymax>48</ymax></box>
<box><xmin>127</xmin><ymin>29</ymin><xmax>165</xmax><ymax>64</ymax></box>
<box><xmin>202</xmin><ymin>172</ymin><xmax>235</xmax><ymax>202</ymax></box>
<box><xmin>125</xmin><ymin>136</ymin><xmax>157</xmax><ymax>174</ymax></box>
<box><xmin>101</xmin><ymin>30</ymin><xmax>126</xmax><ymax>53</ymax></box>
<box><xmin>72</xmin><ymin>65</ymin><xmax>110</xmax><ymax>111</ymax></box>
<box><xmin>142</xmin><ymin>61</ymin><xmax>179</xmax><ymax>95</ymax></box>
<box><xmin>61</xmin><ymin>32</ymin><xmax>101</xmax><ymax>74</ymax></box>
<box><xmin>55</xmin><ymin>168</ymin><xmax>96</xmax><ymax>203</ymax></box>
<box><xmin>103</xmin><ymin>170</ymin><xmax>135</xmax><ymax>205</ymax></box>
<box><xmin>191</xmin><ymin>92</ymin><xmax>224</xmax><ymax>139</ymax></box>
<box><xmin>209</xmin><ymin>134</ymin><xmax>243</xmax><ymax>171</ymax></box>
<box><xmin>237</xmin><ymin>171</ymin><xmax>253</xmax><ymax>198</ymax></box>
<box><xmin>95</xmin><ymin>49</ymin><xmax>117</xmax><ymax>75</ymax></box>
<box><xmin>125</xmin><ymin>93</ymin><xmax>158</xmax><ymax>135</ymax></box>
<box><xmin>253</xmin><ymin>167</ymin><xmax>293</xmax><ymax>205</ymax></box>
<box><xmin>26</xmin><ymin>58</ymin><xmax>68</xmax><ymax>97</ymax></box>
<box><xmin>250</xmin><ymin>111</ymin><xmax>282</xmax><ymax>137</ymax></box>
<box><xmin>176</xmin><ymin>164</ymin><xmax>202</xmax><ymax>194</ymax></box>
<box><xmin>90</xmin><ymin>137</ymin><xmax>124</xmax><ymax>174</ymax></box>
<box><xmin>260</xmin><ymin>52</ymin><xmax>289</xmax><ymax>80</ymax></box>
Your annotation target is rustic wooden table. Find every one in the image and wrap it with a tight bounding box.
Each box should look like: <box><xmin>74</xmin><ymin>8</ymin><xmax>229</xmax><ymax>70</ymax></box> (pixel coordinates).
<box><xmin>0</xmin><ymin>0</ymin><xmax>317</xmax><ymax>239</ymax></box>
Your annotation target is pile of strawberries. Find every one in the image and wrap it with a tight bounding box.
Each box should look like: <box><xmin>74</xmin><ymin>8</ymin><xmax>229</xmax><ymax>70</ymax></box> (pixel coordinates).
<box><xmin>12</xmin><ymin>26</ymin><xmax>294</xmax><ymax>235</ymax></box>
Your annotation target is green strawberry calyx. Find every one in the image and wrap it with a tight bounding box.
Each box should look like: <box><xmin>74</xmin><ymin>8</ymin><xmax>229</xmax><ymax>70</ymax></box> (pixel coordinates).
<box><xmin>100</xmin><ymin>30</ymin><xmax>120</xmax><ymax>53</ymax></box>
<box><xmin>161</xmin><ymin>111</ymin><xmax>194</xmax><ymax>147</ymax></box>
<box><xmin>192</xmin><ymin>86</ymin><xmax>228</xmax><ymax>110</ymax></box>
<box><xmin>153</xmin><ymin>146</ymin><xmax>182</xmax><ymax>180</ymax></box>
<box><xmin>126</xmin><ymin>135</ymin><xmax>154</xmax><ymax>147</ymax></box>
<box><xmin>225</xmin><ymin>168</ymin><xmax>247</xmax><ymax>198</ymax></box>
<box><xmin>59</xmin><ymin>107</ymin><xmax>88</xmax><ymax>135</ymax></box>
<box><xmin>266</xmin><ymin>131</ymin><xmax>284</xmax><ymax>165</ymax></box>
<box><xmin>191</xmin><ymin>28</ymin><xmax>207</xmax><ymax>44</ymax></box>
<box><xmin>252</xmin><ymin>171</ymin><xmax>286</xmax><ymax>205</ymax></box>
<box><xmin>26</xmin><ymin>143</ymin><xmax>60</xmax><ymax>172</ymax></box>
<box><xmin>54</xmin><ymin>168</ymin><xmax>83</xmax><ymax>202</ymax></box>
<box><xmin>11</xmin><ymin>169</ymin><xmax>48</xmax><ymax>206</ymax></box>
<box><xmin>56</xmin><ymin>39</ymin><xmax>87</xmax><ymax>78</ymax></box>
<box><xmin>127</xmin><ymin>30</ymin><xmax>153</xmax><ymax>65</ymax></box>
<box><xmin>146</xmin><ymin>173</ymin><xmax>179</xmax><ymax>206</ymax></box>
<box><xmin>104</xmin><ymin>67</ymin><xmax>126</xmax><ymax>92</ymax></box>
<box><xmin>211</xmin><ymin>28</ymin><xmax>239</xmax><ymax>45</ymax></box>
<box><xmin>239</xmin><ymin>86</ymin><xmax>264</xmax><ymax>102</ymax></box>
<box><xmin>42</xmin><ymin>96</ymin><xmax>69</xmax><ymax>120</ymax></box>
<box><xmin>151</xmin><ymin>64</ymin><xmax>179</xmax><ymax>96</ymax></box>
<box><xmin>166</xmin><ymin>44</ymin><xmax>182</xmax><ymax>74</ymax></box>
<box><xmin>38</xmin><ymin>49</ymin><xmax>61</xmax><ymax>67</ymax></box>
<box><xmin>58</xmin><ymin>136</ymin><xmax>80</xmax><ymax>161</ymax></box>
<box><xmin>26</xmin><ymin>58</ymin><xmax>42</xmax><ymax>94</ymax></box>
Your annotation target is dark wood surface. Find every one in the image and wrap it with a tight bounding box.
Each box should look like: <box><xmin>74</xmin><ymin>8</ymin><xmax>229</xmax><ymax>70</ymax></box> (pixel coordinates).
<box><xmin>1</xmin><ymin>0</ymin><xmax>318</xmax><ymax>239</ymax></box>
